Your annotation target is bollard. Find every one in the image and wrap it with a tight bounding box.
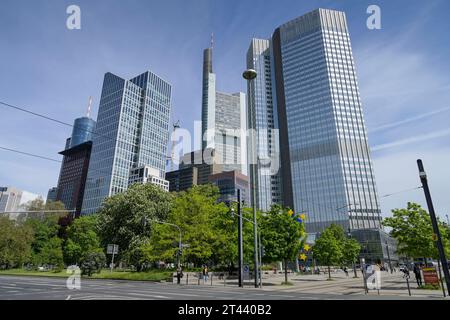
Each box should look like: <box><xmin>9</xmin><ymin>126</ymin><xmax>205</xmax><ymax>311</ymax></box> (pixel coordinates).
<box><xmin>186</xmin><ymin>273</ymin><xmax>188</xmax><ymax>285</ymax></box>
<box><xmin>406</xmin><ymin>277</ymin><xmax>411</xmax><ymax>296</ymax></box>
<box><xmin>224</xmin><ymin>275</ymin><xmax>226</xmax><ymax>287</ymax></box>
<box><xmin>211</xmin><ymin>274</ymin><xmax>213</xmax><ymax>286</ymax></box>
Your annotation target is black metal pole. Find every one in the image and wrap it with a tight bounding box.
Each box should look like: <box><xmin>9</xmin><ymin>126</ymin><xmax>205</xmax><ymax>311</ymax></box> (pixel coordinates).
<box><xmin>237</xmin><ymin>189</ymin><xmax>244</xmax><ymax>288</ymax></box>
<box><xmin>417</xmin><ymin>159</ymin><xmax>450</xmax><ymax>296</ymax></box>
<box><xmin>385</xmin><ymin>240</ymin><xmax>393</xmax><ymax>274</ymax></box>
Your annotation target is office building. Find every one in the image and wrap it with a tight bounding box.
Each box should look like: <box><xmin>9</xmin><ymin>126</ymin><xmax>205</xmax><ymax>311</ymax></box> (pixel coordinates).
<box><xmin>0</xmin><ymin>186</ymin><xmax>23</xmax><ymax>213</ymax></box>
<box><xmin>166</xmin><ymin>149</ymin><xmax>223</xmax><ymax>192</ymax></box>
<box><xmin>246</xmin><ymin>39</ymin><xmax>282</xmax><ymax>211</ymax></box>
<box><xmin>208</xmin><ymin>171</ymin><xmax>250</xmax><ymax>206</ymax></box>
<box><xmin>129</xmin><ymin>165</ymin><xmax>169</xmax><ymax>192</ymax></box>
<box><xmin>46</xmin><ymin>187</ymin><xmax>58</xmax><ymax>203</ymax></box>
<box><xmin>82</xmin><ymin>71</ymin><xmax>172</xmax><ymax>214</ymax></box>
<box><xmin>246</xmin><ymin>9</ymin><xmax>381</xmax><ymax>236</ymax></box>
<box><xmin>70</xmin><ymin>117</ymin><xmax>96</xmax><ymax>148</ymax></box>
<box><xmin>56</xmin><ymin>141</ymin><xmax>92</xmax><ymax>216</ymax></box>
<box><xmin>201</xmin><ymin>45</ymin><xmax>247</xmax><ymax>174</ymax></box>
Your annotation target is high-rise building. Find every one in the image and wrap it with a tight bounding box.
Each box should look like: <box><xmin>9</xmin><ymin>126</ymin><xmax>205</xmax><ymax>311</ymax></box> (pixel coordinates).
<box><xmin>56</xmin><ymin>141</ymin><xmax>92</xmax><ymax>216</ymax></box>
<box><xmin>271</xmin><ymin>8</ymin><xmax>381</xmax><ymax>233</ymax></box>
<box><xmin>246</xmin><ymin>39</ymin><xmax>282</xmax><ymax>211</ymax></box>
<box><xmin>70</xmin><ymin>117</ymin><xmax>96</xmax><ymax>148</ymax></box>
<box><xmin>246</xmin><ymin>9</ymin><xmax>381</xmax><ymax>235</ymax></box>
<box><xmin>82</xmin><ymin>71</ymin><xmax>172</xmax><ymax>214</ymax></box>
<box><xmin>0</xmin><ymin>186</ymin><xmax>23</xmax><ymax>213</ymax></box>
<box><xmin>46</xmin><ymin>187</ymin><xmax>58</xmax><ymax>203</ymax></box>
<box><xmin>201</xmin><ymin>45</ymin><xmax>247</xmax><ymax>174</ymax></box>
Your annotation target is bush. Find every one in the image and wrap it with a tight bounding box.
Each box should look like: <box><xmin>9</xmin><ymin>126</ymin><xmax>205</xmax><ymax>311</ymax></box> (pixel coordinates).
<box><xmin>80</xmin><ymin>252</ymin><xmax>106</xmax><ymax>277</ymax></box>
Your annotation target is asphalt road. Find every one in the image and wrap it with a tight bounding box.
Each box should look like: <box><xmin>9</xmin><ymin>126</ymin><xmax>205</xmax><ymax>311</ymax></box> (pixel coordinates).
<box><xmin>0</xmin><ymin>275</ymin><xmax>437</xmax><ymax>300</ymax></box>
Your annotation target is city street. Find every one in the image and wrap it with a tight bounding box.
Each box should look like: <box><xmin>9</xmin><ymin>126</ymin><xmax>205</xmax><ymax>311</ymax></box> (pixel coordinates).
<box><xmin>0</xmin><ymin>273</ymin><xmax>447</xmax><ymax>300</ymax></box>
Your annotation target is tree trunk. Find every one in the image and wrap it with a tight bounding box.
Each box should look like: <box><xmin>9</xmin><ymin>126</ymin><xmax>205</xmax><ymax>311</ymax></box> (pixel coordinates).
<box><xmin>328</xmin><ymin>265</ymin><xmax>331</xmax><ymax>279</ymax></box>
<box><xmin>284</xmin><ymin>260</ymin><xmax>288</xmax><ymax>283</ymax></box>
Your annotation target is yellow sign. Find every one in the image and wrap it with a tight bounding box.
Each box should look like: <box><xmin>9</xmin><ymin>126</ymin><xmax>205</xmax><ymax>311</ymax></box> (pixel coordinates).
<box><xmin>299</xmin><ymin>254</ymin><xmax>307</xmax><ymax>261</ymax></box>
<box><xmin>288</xmin><ymin>209</ymin><xmax>294</xmax><ymax>216</ymax></box>
<box><xmin>304</xmin><ymin>244</ymin><xmax>311</xmax><ymax>252</ymax></box>
<box><xmin>300</xmin><ymin>213</ymin><xmax>306</xmax><ymax>220</ymax></box>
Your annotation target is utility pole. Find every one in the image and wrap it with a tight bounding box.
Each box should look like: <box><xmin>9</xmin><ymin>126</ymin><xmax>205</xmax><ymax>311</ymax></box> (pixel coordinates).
<box><xmin>237</xmin><ymin>189</ymin><xmax>244</xmax><ymax>288</ymax></box>
<box><xmin>243</xmin><ymin>68</ymin><xmax>259</xmax><ymax>289</ymax></box>
<box><xmin>417</xmin><ymin>159</ymin><xmax>450</xmax><ymax>296</ymax></box>
<box><xmin>385</xmin><ymin>240</ymin><xmax>393</xmax><ymax>274</ymax></box>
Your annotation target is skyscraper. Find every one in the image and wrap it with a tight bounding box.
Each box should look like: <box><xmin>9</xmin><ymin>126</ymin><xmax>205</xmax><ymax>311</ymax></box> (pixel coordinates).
<box><xmin>0</xmin><ymin>186</ymin><xmax>23</xmax><ymax>213</ymax></box>
<box><xmin>272</xmin><ymin>8</ymin><xmax>381</xmax><ymax>233</ymax></box>
<box><xmin>246</xmin><ymin>39</ymin><xmax>282</xmax><ymax>211</ymax></box>
<box><xmin>201</xmin><ymin>44</ymin><xmax>247</xmax><ymax>174</ymax></box>
<box><xmin>82</xmin><ymin>71</ymin><xmax>172</xmax><ymax>214</ymax></box>
<box><xmin>246</xmin><ymin>9</ymin><xmax>381</xmax><ymax>235</ymax></box>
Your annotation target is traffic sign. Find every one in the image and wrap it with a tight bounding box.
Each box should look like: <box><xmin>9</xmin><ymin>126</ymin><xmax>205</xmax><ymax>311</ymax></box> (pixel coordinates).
<box><xmin>107</xmin><ymin>244</ymin><xmax>119</xmax><ymax>255</ymax></box>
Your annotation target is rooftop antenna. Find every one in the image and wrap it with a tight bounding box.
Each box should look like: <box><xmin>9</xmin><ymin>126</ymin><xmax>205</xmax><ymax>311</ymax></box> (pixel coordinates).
<box><xmin>86</xmin><ymin>96</ymin><xmax>93</xmax><ymax>118</ymax></box>
<box><xmin>210</xmin><ymin>32</ymin><xmax>214</xmax><ymax>49</ymax></box>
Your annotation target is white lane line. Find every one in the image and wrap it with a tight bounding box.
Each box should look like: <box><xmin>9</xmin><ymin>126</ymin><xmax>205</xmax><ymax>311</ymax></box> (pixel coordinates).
<box><xmin>66</xmin><ymin>295</ymin><xmax>71</xmax><ymax>300</ymax></box>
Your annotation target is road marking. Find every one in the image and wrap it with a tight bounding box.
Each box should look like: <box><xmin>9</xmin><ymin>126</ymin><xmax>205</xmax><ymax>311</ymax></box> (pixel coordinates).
<box><xmin>66</xmin><ymin>295</ymin><xmax>71</xmax><ymax>300</ymax></box>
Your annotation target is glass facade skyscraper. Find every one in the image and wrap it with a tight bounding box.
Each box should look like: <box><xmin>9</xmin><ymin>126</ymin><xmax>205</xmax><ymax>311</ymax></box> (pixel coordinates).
<box><xmin>70</xmin><ymin>117</ymin><xmax>96</xmax><ymax>148</ymax></box>
<box><xmin>272</xmin><ymin>8</ymin><xmax>381</xmax><ymax>233</ymax></box>
<box><xmin>201</xmin><ymin>46</ymin><xmax>247</xmax><ymax>175</ymax></box>
<box><xmin>81</xmin><ymin>71</ymin><xmax>171</xmax><ymax>214</ymax></box>
<box><xmin>246</xmin><ymin>39</ymin><xmax>282</xmax><ymax>211</ymax></box>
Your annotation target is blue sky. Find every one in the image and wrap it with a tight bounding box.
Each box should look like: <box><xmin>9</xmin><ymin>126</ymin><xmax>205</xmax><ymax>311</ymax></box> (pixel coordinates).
<box><xmin>0</xmin><ymin>0</ymin><xmax>449</xmax><ymax>220</ymax></box>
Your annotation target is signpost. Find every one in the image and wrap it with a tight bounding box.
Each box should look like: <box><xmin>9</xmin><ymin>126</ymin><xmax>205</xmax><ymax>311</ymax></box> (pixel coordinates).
<box><xmin>107</xmin><ymin>244</ymin><xmax>119</xmax><ymax>273</ymax></box>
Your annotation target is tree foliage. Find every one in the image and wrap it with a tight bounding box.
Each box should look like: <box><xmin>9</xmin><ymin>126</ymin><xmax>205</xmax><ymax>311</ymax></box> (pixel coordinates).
<box><xmin>313</xmin><ymin>226</ymin><xmax>343</xmax><ymax>279</ymax></box>
<box><xmin>96</xmin><ymin>183</ymin><xmax>173</xmax><ymax>264</ymax></box>
<box><xmin>80</xmin><ymin>252</ymin><xmax>106</xmax><ymax>276</ymax></box>
<box><xmin>0</xmin><ymin>217</ymin><xmax>34</xmax><ymax>269</ymax></box>
<box><xmin>259</xmin><ymin>205</ymin><xmax>305</xmax><ymax>282</ymax></box>
<box><xmin>63</xmin><ymin>215</ymin><xmax>103</xmax><ymax>265</ymax></box>
<box><xmin>382</xmin><ymin>202</ymin><xmax>450</xmax><ymax>259</ymax></box>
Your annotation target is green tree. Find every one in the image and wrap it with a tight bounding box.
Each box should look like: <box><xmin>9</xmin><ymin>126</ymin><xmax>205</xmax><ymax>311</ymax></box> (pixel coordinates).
<box><xmin>383</xmin><ymin>202</ymin><xmax>450</xmax><ymax>260</ymax></box>
<box><xmin>36</xmin><ymin>236</ymin><xmax>64</xmax><ymax>271</ymax></box>
<box><xmin>342</xmin><ymin>238</ymin><xmax>361</xmax><ymax>276</ymax></box>
<box><xmin>142</xmin><ymin>185</ymin><xmax>229</xmax><ymax>268</ymax></box>
<box><xmin>313</xmin><ymin>226</ymin><xmax>343</xmax><ymax>279</ymax></box>
<box><xmin>0</xmin><ymin>217</ymin><xmax>34</xmax><ymax>269</ymax></box>
<box><xmin>259</xmin><ymin>205</ymin><xmax>305</xmax><ymax>283</ymax></box>
<box><xmin>80</xmin><ymin>252</ymin><xmax>106</xmax><ymax>276</ymax></box>
<box><xmin>97</xmin><ymin>183</ymin><xmax>173</xmax><ymax>265</ymax></box>
<box><xmin>63</xmin><ymin>215</ymin><xmax>103</xmax><ymax>265</ymax></box>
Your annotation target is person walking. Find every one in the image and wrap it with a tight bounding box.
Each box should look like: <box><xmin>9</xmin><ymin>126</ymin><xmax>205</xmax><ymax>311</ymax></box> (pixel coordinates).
<box><xmin>343</xmin><ymin>266</ymin><xmax>349</xmax><ymax>277</ymax></box>
<box><xmin>202</xmin><ymin>265</ymin><xmax>209</xmax><ymax>283</ymax></box>
<box><xmin>413</xmin><ymin>264</ymin><xmax>423</xmax><ymax>287</ymax></box>
<box><xmin>176</xmin><ymin>265</ymin><xmax>183</xmax><ymax>285</ymax></box>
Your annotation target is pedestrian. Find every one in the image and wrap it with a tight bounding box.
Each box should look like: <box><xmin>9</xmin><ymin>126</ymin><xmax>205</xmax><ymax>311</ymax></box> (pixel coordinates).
<box><xmin>202</xmin><ymin>265</ymin><xmax>209</xmax><ymax>283</ymax></box>
<box><xmin>413</xmin><ymin>264</ymin><xmax>422</xmax><ymax>287</ymax></box>
<box><xmin>343</xmin><ymin>267</ymin><xmax>349</xmax><ymax>277</ymax></box>
<box><xmin>176</xmin><ymin>265</ymin><xmax>183</xmax><ymax>285</ymax></box>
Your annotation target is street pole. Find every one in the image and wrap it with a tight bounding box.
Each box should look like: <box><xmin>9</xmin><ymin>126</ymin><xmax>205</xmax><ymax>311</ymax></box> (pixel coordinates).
<box><xmin>385</xmin><ymin>240</ymin><xmax>393</xmax><ymax>274</ymax></box>
<box><xmin>258</xmin><ymin>231</ymin><xmax>263</xmax><ymax>288</ymax></box>
<box><xmin>417</xmin><ymin>159</ymin><xmax>450</xmax><ymax>296</ymax></box>
<box><xmin>237</xmin><ymin>189</ymin><xmax>244</xmax><ymax>288</ymax></box>
<box><xmin>243</xmin><ymin>68</ymin><xmax>259</xmax><ymax>289</ymax></box>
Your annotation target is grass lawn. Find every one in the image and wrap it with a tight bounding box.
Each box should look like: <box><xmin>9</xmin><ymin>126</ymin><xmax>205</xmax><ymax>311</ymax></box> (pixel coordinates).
<box><xmin>0</xmin><ymin>269</ymin><xmax>172</xmax><ymax>282</ymax></box>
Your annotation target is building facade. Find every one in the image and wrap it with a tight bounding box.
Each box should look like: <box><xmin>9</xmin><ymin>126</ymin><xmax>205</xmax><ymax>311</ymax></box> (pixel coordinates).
<box><xmin>82</xmin><ymin>71</ymin><xmax>171</xmax><ymax>214</ymax></box>
<box><xmin>0</xmin><ymin>186</ymin><xmax>23</xmax><ymax>213</ymax></box>
<box><xmin>70</xmin><ymin>117</ymin><xmax>96</xmax><ymax>148</ymax></box>
<box><xmin>46</xmin><ymin>187</ymin><xmax>58</xmax><ymax>203</ymax></box>
<box><xmin>129</xmin><ymin>165</ymin><xmax>169</xmax><ymax>191</ymax></box>
<box><xmin>56</xmin><ymin>141</ymin><xmax>92</xmax><ymax>216</ymax></box>
<box><xmin>201</xmin><ymin>46</ymin><xmax>247</xmax><ymax>174</ymax></box>
<box><xmin>246</xmin><ymin>39</ymin><xmax>282</xmax><ymax>211</ymax></box>
<box><xmin>208</xmin><ymin>170</ymin><xmax>250</xmax><ymax>206</ymax></box>
<box><xmin>271</xmin><ymin>8</ymin><xmax>381</xmax><ymax>234</ymax></box>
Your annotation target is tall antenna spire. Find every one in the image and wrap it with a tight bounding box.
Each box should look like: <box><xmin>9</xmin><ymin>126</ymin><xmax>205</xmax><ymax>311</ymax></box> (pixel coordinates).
<box><xmin>210</xmin><ymin>32</ymin><xmax>214</xmax><ymax>49</ymax></box>
<box><xmin>86</xmin><ymin>96</ymin><xmax>92</xmax><ymax>118</ymax></box>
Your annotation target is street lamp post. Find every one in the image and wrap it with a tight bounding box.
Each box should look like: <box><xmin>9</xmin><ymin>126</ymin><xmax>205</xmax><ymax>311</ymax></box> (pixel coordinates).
<box><xmin>236</xmin><ymin>189</ymin><xmax>244</xmax><ymax>287</ymax></box>
<box><xmin>385</xmin><ymin>240</ymin><xmax>393</xmax><ymax>274</ymax></box>
<box><xmin>243</xmin><ymin>68</ymin><xmax>259</xmax><ymax>289</ymax></box>
<box><xmin>417</xmin><ymin>159</ymin><xmax>450</xmax><ymax>296</ymax></box>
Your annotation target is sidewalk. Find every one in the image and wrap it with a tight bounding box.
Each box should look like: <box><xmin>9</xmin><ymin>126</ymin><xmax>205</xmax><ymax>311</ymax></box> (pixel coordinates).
<box><xmin>174</xmin><ymin>270</ymin><xmax>449</xmax><ymax>299</ymax></box>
